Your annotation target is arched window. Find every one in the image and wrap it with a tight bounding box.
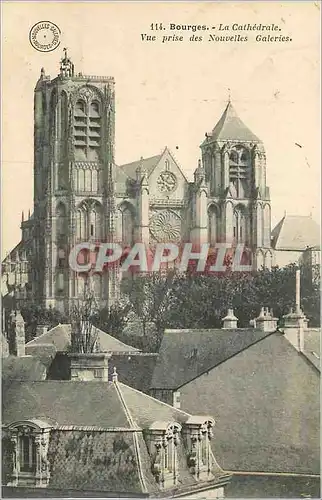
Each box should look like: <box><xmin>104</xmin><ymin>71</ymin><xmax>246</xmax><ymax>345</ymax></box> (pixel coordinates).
<box><xmin>257</xmin><ymin>251</ymin><xmax>265</xmax><ymax>270</ymax></box>
<box><xmin>76</xmin><ymin>207</ymin><xmax>87</xmax><ymax>240</ymax></box>
<box><xmin>90</xmin><ymin>203</ymin><xmax>102</xmax><ymax>240</ymax></box>
<box><xmin>148</xmin><ymin>421</ymin><xmax>181</xmax><ymax>488</ymax></box>
<box><xmin>78</xmin><ymin>169</ymin><xmax>85</xmax><ymax>191</ymax></box>
<box><xmin>92</xmin><ymin>170</ymin><xmax>98</xmax><ymax>192</ymax></box>
<box><xmin>85</xmin><ymin>169</ymin><xmax>92</xmax><ymax>191</ymax></box>
<box><xmin>265</xmin><ymin>251</ymin><xmax>272</xmax><ymax>270</ymax></box>
<box><xmin>90</xmin><ymin>101</ymin><xmax>100</xmax><ymax>117</ymax></box>
<box><xmin>74</xmin><ymin>93</ymin><xmax>102</xmax><ymax>160</ymax></box>
<box><xmin>240</xmin><ymin>150</ymin><xmax>249</xmax><ymax>163</ymax></box>
<box><xmin>233</xmin><ymin>206</ymin><xmax>247</xmax><ymax>244</ymax></box>
<box><xmin>6</xmin><ymin>420</ymin><xmax>51</xmax><ymax>487</ymax></box>
<box><xmin>229</xmin><ymin>151</ymin><xmax>238</xmax><ymax>164</ymax></box>
<box><xmin>75</xmin><ymin>99</ymin><xmax>86</xmax><ymax>116</ymax></box>
<box><xmin>229</xmin><ymin>146</ymin><xmax>250</xmax><ymax>198</ymax></box>
<box><xmin>121</xmin><ymin>206</ymin><xmax>134</xmax><ymax>246</ymax></box>
<box><xmin>208</xmin><ymin>205</ymin><xmax>218</xmax><ymax>245</ymax></box>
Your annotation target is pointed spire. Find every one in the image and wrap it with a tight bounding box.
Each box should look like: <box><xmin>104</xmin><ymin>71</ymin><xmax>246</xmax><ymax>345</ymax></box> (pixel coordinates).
<box><xmin>194</xmin><ymin>158</ymin><xmax>205</xmax><ymax>184</ymax></box>
<box><xmin>227</xmin><ymin>87</ymin><xmax>231</xmax><ymax>104</ymax></box>
<box><xmin>60</xmin><ymin>48</ymin><xmax>74</xmax><ymax>78</ymax></box>
<box><xmin>202</xmin><ymin>99</ymin><xmax>261</xmax><ymax>144</ymax></box>
<box><xmin>21</xmin><ymin>211</ymin><xmax>24</xmax><ymax>223</ymax></box>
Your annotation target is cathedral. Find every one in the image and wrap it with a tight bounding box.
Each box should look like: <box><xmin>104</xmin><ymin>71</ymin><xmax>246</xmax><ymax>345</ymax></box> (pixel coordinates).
<box><xmin>3</xmin><ymin>50</ymin><xmax>276</xmax><ymax>314</ymax></box>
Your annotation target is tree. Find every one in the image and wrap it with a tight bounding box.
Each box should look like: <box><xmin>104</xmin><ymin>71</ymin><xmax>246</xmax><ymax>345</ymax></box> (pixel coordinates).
<box><xmin>70</xmin><ymin>289</ymin><xmax>99</xmax><ymax>353</ymax></box>
<box><xmin>92</xmin><ymin>300</ymin><xmax>131</xmax><ymax>337</ymax></box>
<box><xmin>20</xmin><ymin>305</ymin><xmax>68</xmax><ymax>343</ymax></box>
<box><xmin>119</xmin><ymin>263</ymin><xmax>320</xmax><ymax>345</ymax></box>
<box><xmin>121</xmin><ymin>270</ymin><xmax>178</xmax><ymax>350</ymax></box>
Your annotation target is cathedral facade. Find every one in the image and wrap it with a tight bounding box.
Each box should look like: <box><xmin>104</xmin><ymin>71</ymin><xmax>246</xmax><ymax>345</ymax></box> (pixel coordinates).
<box><xmin>3</xmin><ymin>52</ymin><xmax>273</xmax><ymax>313</ymax></box>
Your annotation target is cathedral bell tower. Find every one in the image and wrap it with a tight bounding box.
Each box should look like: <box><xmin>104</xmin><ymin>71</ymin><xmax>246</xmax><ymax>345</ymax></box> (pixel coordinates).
<box><xmin>33</xmin><ymin>50</ymin><xmax>116</xmax><ymax>312</ymax></box>
<box><xmin>199</xmin><ymin>99</ymin><xmax>273</xmax><ymax>269</ymax></box>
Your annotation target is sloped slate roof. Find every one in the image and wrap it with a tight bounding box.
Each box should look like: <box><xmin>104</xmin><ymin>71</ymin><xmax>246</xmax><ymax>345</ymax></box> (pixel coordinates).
<box><xmin>271</xmin><ymin>215</ymin><xmax>320</xmax><ymax>251</ymax></box>
<box><xmin>2</xmin><ymin>378</ymin><xmax>227</xmax><ymax>494</ymax></box>
<box><xmin>303</xmin><ymin>328</ymin><xmax>321</xmax><ymax>371</ymax></box>
<box><xmin>2</xmin><ymin>356</ymin><xmax>47</xmax><ymax>383</ymax></box>
<box><xmin>110</xmin><ymin>353</ymin><xmax>158</xmax><ymax>393</ymax></box>
<box><xmin>120</xmin><ymin>154</ymin><xmax>162</xmax><ymax>180</ymax></box>
<box><xmin>202</xmin><ymin>101</ymin><xmax>261</xmax><ymax>145</ymax></box>
<box><xmin>2</xmin><ymin>380</ymin><xmax>132</xmax><ymax>428</ymax></box>
<box><xmin>2</xmin><ymin>378</ymin><xmax>196</xmax><ymax>430</ymax></box>
<box><xmin>117</xmin><ymin>382</ymin><xmax>192</xmax><ymax>428</ymax></box>
<box><xmin>151</xmin><ymin>328</ymin><xmax>272</xmax><ymax>389</ymax></box>
<box><xmin>25</xmin><ymin>324</ymin><xmax>140</xmax><ymax>354</ymax></box>
<box><xmin>26</xmin><ymin>324</ymin><xmax>71</xmax><ymax>352</ymax></box>
<box><xmin>47</xmin><ymin>429</ymin><xmax>149</xmax><ymax>495</ymax></box>
<box><xmin>180</xmin><ymin>332</ymin><xmax>320</xmax><ymax>475</ymax></box>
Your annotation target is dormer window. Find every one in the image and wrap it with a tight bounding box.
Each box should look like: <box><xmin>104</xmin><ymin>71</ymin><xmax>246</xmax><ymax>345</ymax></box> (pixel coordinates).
<box><xmin>5</xmin><ymin>420</ymin><xmax>51</xmax><ymax>488</ymax></box>
<box><xmin>19</xmin><ymin>435</ymin><xmax>36</xmax><ymax>473</ymax></box>
<box><xmin>147</xmin><ymin>421</ymin><xmax>181</xmax><ymax>489</ymax></box>
<box><xmin>184</xmin><ymin>417</ymin><xmax>215</xmax><ymax>481</ymax></box>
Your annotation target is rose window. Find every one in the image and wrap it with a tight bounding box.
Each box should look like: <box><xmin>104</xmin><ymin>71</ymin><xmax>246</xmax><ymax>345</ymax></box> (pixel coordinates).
<box><xmin>149</xmin><ymin>210</ymin><xmax>181</xmax><ymax>242</ymax></box>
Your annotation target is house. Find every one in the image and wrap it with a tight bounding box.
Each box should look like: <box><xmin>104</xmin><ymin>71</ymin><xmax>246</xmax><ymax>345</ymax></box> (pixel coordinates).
<box><xmin>150</xmin><ymin>309</ymin><xmax>320</xmax><ymax>479</ymax></box>
<box><xmin>2</xmin><ymin>350</ymin><xmax>230</xmax><ymax>498</ymax></box>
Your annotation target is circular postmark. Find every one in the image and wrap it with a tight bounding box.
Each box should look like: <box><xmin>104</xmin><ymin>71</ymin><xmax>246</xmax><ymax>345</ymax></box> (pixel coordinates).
<box><xmin>29</xmin><ymin>21</ymin><xmax>61</xmax><ymax>52</ymax></box>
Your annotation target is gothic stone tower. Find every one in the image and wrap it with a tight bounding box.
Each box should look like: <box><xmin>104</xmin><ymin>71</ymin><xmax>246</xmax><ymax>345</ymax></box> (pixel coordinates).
<box><xmin>33</xmin><ymin>51</ymin><xmax>116</xmax><ymax>313</ymax></box>
<box><xmin>199</xmin><ymin>101</ymin><xmax>273</xmax><ymax>269</ymax></box>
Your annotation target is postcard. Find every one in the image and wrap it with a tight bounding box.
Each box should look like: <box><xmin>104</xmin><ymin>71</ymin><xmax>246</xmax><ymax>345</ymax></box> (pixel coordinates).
<box><xmin>1</xmin><ymin>2</ymin><xmax>320</xmax><ymax>499</ymax></box>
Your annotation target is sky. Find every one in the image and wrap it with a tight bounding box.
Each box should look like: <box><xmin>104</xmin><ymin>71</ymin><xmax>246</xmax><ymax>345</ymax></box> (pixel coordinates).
<box><xmin>1</xmin><ymin>1</ymin><xmax>320</xmax><ymax>256</ymax></box>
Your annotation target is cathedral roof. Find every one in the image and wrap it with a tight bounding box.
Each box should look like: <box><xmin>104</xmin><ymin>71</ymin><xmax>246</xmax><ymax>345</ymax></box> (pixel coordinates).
<box><xmin>202</xmin><ymin>101</ymin><xmax>261</xmax><ymax>145</ymax></box>
<box><xmin>271</xmin><ymin>215</ymin><xmax>320</xmax><ymax>251</ymax></box>
<box><xmin>119</xmin><ymin>154</ymin><xmax>162</xmax><ymax>180</ymax></box>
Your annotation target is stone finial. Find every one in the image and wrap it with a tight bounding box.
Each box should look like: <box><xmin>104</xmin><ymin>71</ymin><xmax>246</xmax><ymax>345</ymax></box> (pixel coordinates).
<box><xmin>255</xmin><ymin>307</ymin><xmax>278</xmax><ymax>333</ymax></box>
<box><xmin>222</xmin><ymin>309</ymin><xmax>238</xmax><ymax>329</ymax></box>
<box><xmin>112</xmin><ymin>366</ymin><xmax>118</xmax><ymax>383</ymax></box>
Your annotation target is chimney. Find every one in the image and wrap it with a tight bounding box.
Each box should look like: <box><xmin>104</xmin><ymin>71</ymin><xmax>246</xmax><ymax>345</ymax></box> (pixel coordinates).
<box><xmin>222</xmin><ymin>309</ymin><xmax>238</xmax><ymax>329</ymax></box>
<box><xmin>281</xmin><ymin>310</ymin><xmax>307</xmax><ymax>352</ymax></box>
<box><xmin>10</xmin><ymin>310</ymin><xmax>26</xmax><ymax>357</ymax></box>
<box><xmin>68</xmin><ymin>352</ymin><xmax>111</xmax><ymax>381</ymax></box>
<box><xmin>255</xmin><ymin>307</ymin><xmax>278</xmax><ymax>333</ymax></box>
<box><xmin>281</xmin><ymin>269</ymin><xmax>308</xmax><ymax>352</ymax></box>
<box><xmin>35</xmin><ymin>324</ymin><xmax>49</xmax><ymax>337</ymax></box>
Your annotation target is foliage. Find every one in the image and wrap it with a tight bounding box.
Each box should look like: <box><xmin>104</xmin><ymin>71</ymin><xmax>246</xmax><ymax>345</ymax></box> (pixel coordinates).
<box><xmin>92</xmin><ymin>300</ymin><xmax>131</xmax><ymax>337</ymax></box>
<box><xmin>20</xmin><ymin>305</ymin><xmax>68</xmax><ymax>343</ymax></box>
<box><xmin>19</xmin><ymin>262</ymin><xmax>321</xmax><ymax>354</ymax></box>
<box><xmin>116</xmin><ymin>263</ymin><xmax>320</xmax><ymax>352</ymax></box>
